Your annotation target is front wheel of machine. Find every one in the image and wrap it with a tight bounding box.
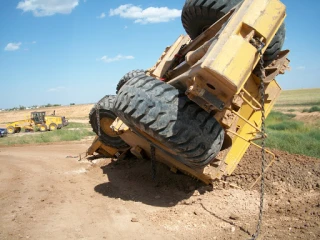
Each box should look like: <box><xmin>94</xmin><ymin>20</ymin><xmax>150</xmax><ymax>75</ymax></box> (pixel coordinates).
<box><xmin>7</xmin><ymin>126</ymin><xmax>15</xmax><ymax>134</ymax></box>
<box><xmin>39</xmin><ymin>124</ymin><xmax>47</xmax><ymax>132</ymax></box>
<box><xmin>89</xmin><ymin>95</ymin><xmax>129</xmax><ymax>149</ymax></box>
<box><xmin>114</xmin><ymin>73</ymin><xmax>225</xmax><ymax>168</ymax></box>
<box><xmin>49</xmin><ymin>123</ymin><xmax>57</xmax><ymax>131</ymax></box>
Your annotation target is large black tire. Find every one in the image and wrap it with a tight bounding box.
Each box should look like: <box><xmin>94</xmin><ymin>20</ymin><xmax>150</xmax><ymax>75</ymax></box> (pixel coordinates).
<box><xmin>114</xmin><ymin>73</ymin><xmax>225</xmax><ymax>168</ymax></box>
<box><xmin>181</xmin><ymin>0</ymin><xmax>285</xmax><ymax>65</ymax></box>
<box><xmin>89</xmin><ymin>95</ymin><xmax>129</xmax><ymax>149</ymax></box>
<box><xmin>182</xmin><ymin>0</ymin><xmax>240</xmax><ymax>39</ymax></box>
<box><xmin>263</xmin><ymin>23</ymin><xmax>286</xmax><ymax>66</ymax></box>
<box><xmin>116</xmin><ymin>69</ymin><xmax>145</xmax><ymax>94</ymax></box>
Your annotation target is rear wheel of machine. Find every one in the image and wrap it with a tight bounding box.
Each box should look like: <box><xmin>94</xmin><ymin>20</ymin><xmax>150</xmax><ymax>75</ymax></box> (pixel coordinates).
<box><xmin>89</xmin><ymin>95</ymin><xmax>129</xmax><ymax>149</ymax></box>
<box><xmin>39</xmin><ymin>124</ymin><xmax>47</xmax><ymax>132</ymax></box>
<box><xmin>114</xmin><ymin>73</ymin><xmax>225</xmax><ymax>168</ymax></box>
<box><xmin>181</xmin><ymin>0</ymin><xmax>286</xmax><ymax>66</ymax></box>
<box><xmin>7</xmin><ymin>126</ymin><xmax>15</xmax><ymax>134</ymax></box>
<box><xmin>49</xmin><ymin>123</ymin><xmax>57</xmax><ymax>131</ymax></box>
<box><xmin>116</xmin><ymin>69</ymin><xmax>145</xmax><ymax>94</ymax></box>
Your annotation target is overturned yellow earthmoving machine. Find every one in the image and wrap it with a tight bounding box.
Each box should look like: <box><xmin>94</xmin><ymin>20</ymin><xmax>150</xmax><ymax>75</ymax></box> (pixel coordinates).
<box><xmin>88</xmin><ymin>0</ymin><xmax>289</xmax><ymax>184</ymax></box>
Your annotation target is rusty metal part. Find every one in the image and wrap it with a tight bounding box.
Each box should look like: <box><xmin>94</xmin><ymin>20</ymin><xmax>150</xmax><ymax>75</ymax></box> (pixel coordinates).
<box><xmin>263</xmin><ymin>50</ymin><xmax>290</xmax><ymax>83</ymax></box>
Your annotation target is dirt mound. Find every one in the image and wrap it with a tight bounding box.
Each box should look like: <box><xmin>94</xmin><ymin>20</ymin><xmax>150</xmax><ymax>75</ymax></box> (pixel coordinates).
<box><xmin>225</xmin><ymin>147</ymin><xmax>320</xmax><ymax>239</ymax></box>
<box><xmin>226</xmin><ymin>147</ymin><xmax>320</xmax><ymax>192</ymax></box>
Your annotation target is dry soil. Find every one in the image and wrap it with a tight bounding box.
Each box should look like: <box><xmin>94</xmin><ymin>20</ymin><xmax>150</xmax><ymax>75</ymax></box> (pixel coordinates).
<box><xmin>0</xmin><ymin>141</ymin><xmax>319</xmax><ymax>240</ymax></box>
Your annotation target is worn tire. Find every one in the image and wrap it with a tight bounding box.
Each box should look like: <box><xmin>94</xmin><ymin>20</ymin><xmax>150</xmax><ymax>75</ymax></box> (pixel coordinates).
<box><xmin>116</xmin><ymin>69</ymin><xmax>145</xmax><ymax>94</ymax></box>
<box><xmin>181</xmin><ymin>0</ymin><xmax>241</xmax><ymax>39</ymax></box>
<box><xmin>49</xmin><ymin>123</ymin><xmax>57</xmax><ymax>131</ymax></box>
<box><xmin>114</xmin><ymin>73</ymin><xmax>225</xmax><ymax>168</ymax></box>
<box><xmin>263</xmin><ymin>23</ymin><xmax>286</xmax><ymax>66</ymax></box>
<box><xmin>39</xmin><ymin>124</ymin><xmax>47</xmax><ymax>132</ymax></box>
<box><xmin>89</xmin><ymin>95</ymin><xmax>129</xmax><ymax>149</ymax></box>
<box><xmin>7</xmin><ymin>126</ymin><xmax>15</xmax><ymax>134</ymax></box>
<box><xmin>181</xmin><ymin>0</ymin><xmax>285</xmax><ymax>65</ymax></box>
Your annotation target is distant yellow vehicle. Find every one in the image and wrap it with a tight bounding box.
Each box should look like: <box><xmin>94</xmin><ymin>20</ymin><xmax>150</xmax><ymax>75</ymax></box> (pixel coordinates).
<box><xmin>6</xmin><ymin>111</ymin><xmax>68</xmax><ymax>134</ymax></box>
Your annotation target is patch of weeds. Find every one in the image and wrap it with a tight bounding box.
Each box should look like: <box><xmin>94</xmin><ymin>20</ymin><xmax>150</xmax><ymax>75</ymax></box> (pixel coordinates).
<box><xmin>303</xmin><ymin>106</ymin><xmax>320</xmax><ymax>113</ymax></box>
<box><xmin>263</xmin><ymin>111</ymin><xmax>320</xmax><ymax>158</ymax></box>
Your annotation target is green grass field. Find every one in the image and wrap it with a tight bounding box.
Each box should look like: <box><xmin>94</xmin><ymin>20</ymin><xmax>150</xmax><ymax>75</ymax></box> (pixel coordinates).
<box><xmin>0</xmin><ymin>122</ymin><xmax>95</xmax><ymax>146</ymax></box>
<box><xmin>264</xmin><ymin>112</ymin><xmax>320</xmax><ymax>158</ymax></box>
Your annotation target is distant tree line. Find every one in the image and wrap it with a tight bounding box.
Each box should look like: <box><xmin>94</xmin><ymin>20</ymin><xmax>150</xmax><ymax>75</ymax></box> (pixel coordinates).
<box><xmin>3</xmin><ymin>103</ymin><xmax>62</xmax><ymax>111</ymax></box>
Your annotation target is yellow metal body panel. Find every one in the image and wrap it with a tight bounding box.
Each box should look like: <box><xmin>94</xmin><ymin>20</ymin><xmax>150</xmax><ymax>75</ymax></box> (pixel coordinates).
<box><xmin>117</xmin><ymin>125</ymin><xmax>213</xmax><ymax>185</ymax></box>
<box><xmin>223</xmin><ymin>78</ymin><xmax>281</xmax><ymax>175</ymax></box>
<box><xmin>87</xmin><ymin>136</ymin><xmax>118</xmax><ymax>157</ymax></box>
<box><xmin>200</xmin><ymin>0</ymin><xmax>285</xmax><ymax>94</ymax></box>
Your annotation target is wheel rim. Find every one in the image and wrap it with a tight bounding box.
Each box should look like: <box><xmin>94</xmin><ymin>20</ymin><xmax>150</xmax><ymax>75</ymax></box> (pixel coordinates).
<box><xmin>40</xmin><ymin>126</ymin><xmax>46</xmax><ymax>131</ymax></box>
<box><xmin>100</xmin><ymin>117</ymin><xmax>117</xmax><ymax>137</ymax></box>
<box><xmin>7</xmin><ymin>127</ymin><xmax>14</xmax><ymax>134</ymax></box>
<box><xmin>50</xmin><ymin>125</ymin><xmax>56</xmax><ymax>131</ymax></box>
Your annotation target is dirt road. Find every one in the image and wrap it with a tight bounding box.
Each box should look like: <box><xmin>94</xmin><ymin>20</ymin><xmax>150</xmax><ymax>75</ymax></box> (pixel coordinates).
<box><xmin>0</xmin><ymin>142</ymin><xmax>319</xmax><ymax>240</ymax></box>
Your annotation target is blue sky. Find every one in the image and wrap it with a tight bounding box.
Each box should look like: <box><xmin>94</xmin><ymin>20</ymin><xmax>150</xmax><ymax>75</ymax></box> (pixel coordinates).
<box><xmin>0</xmin><ymin>0</ymin><xmax>319</xmax><ymax>109</ymax></box>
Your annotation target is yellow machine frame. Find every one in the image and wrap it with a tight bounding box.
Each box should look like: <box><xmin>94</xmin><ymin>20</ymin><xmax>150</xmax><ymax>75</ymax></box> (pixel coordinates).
<box><xmin>86</xmin><ymin>0</ymin><xmax>290</xmax><ymax>184</ymax></box>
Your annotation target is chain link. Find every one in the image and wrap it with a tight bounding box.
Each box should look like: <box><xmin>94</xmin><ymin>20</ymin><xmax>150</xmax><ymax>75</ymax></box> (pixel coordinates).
<box><xmin>150</xmin><ymin>145</ymin><xmax>157</xmax><ymax>180</ymax></box>
<box><xmin>250</xmin><ymin>50</ymin><xmax>267</xmax><ymax>240</ymax></box>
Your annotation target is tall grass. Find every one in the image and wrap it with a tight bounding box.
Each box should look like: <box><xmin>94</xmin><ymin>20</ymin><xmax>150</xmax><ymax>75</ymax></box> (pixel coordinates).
<box><xmin>264</xmin><ymin>112</ymin><xmax>320</xmax><ymax>158</ymax></box>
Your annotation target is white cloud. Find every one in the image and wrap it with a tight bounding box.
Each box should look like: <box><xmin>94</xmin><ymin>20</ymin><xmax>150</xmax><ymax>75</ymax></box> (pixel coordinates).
<box><xmin>32</xmin><ymin>41</ymin><xmax>36</xmax><ymax>44</ymax></box>
<box><xmin>109</xmin><ymin>4</ymin><xmax>181</xmax><ymax>24</ymax></box>
<box><xmin>47</xmin><ymin>86</ymin><xmax>66</xmax><ymax>92</ymax></box>
<box><xmin>4</xmin><ymin>42</ymin><xmax>22</xmax><ymax>51</ymax></box>
<box><xmin>17</xmin><ymin>0</ymin><xmax>79</xmax><ymax>17</ymax></box>
<box><xmin>97</xmin><ymin>12</ymin><xmax>105</xmax><ymax>19</ymax></box>
<box><xmin>297</xmin><ymin>66</ymin><xmax>306</xmax><ymax>70</ymax></box>
<box><xmin>98</xmin><ymin>55</ymin><xmax>134</xmax><ymax>63</ymax></box>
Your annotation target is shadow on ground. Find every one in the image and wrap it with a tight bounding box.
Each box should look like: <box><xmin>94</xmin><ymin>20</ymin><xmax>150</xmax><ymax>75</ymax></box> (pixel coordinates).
<box><xmin>94</xmin><ymin>157</ymin><xmax>209</xmax><ymax>207</ymax></box>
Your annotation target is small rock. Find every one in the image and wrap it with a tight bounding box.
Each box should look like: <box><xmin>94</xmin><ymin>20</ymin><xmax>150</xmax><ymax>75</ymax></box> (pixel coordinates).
<box><xmin>199</xmin><ymin>185</ymin><xmax>213</xmax><ymax>193</ymax></box>
<box><xmin>193</xmin><ymin>190</ymin><xmax>200</xmax><ymax>196</ymax></box>
<box><xmin>229</xmin><ymin>213</ymin><xmax>240</xmax><ymax>220</ymax></box>
<box><xmin>131</xmin><ymin>218</ymin><xmax>139</xmax><ymax>222</ymax></box>
<box><xmin>231</xmin><ymin>226</ymin><xmax>236</xmax><ymax>232</ymax></box>
<box><xmin>194</xmin><ymin>211</ymin><xmax>198</xmax><ymax>215</ymax></box>
<box><xmin>181</xmin><ymin>200</ymin><xmax>191</xmax><ymax>205</ymax></box>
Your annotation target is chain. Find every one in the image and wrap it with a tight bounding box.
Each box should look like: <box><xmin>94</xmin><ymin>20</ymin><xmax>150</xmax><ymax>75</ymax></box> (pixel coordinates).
<box><xmin>95</xmin><ymin>103</ymin><xmax>101</xmax><ymax>136</ymax></box>
<box><xmin>250</xmin><ymin>50</ymin><xmax>267</xmax><ymax>240</ymax></box>
<box><xmin>150</xmin><ymin>145</ymin><xmax>157</xmax><ymax>180</ymax></box>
